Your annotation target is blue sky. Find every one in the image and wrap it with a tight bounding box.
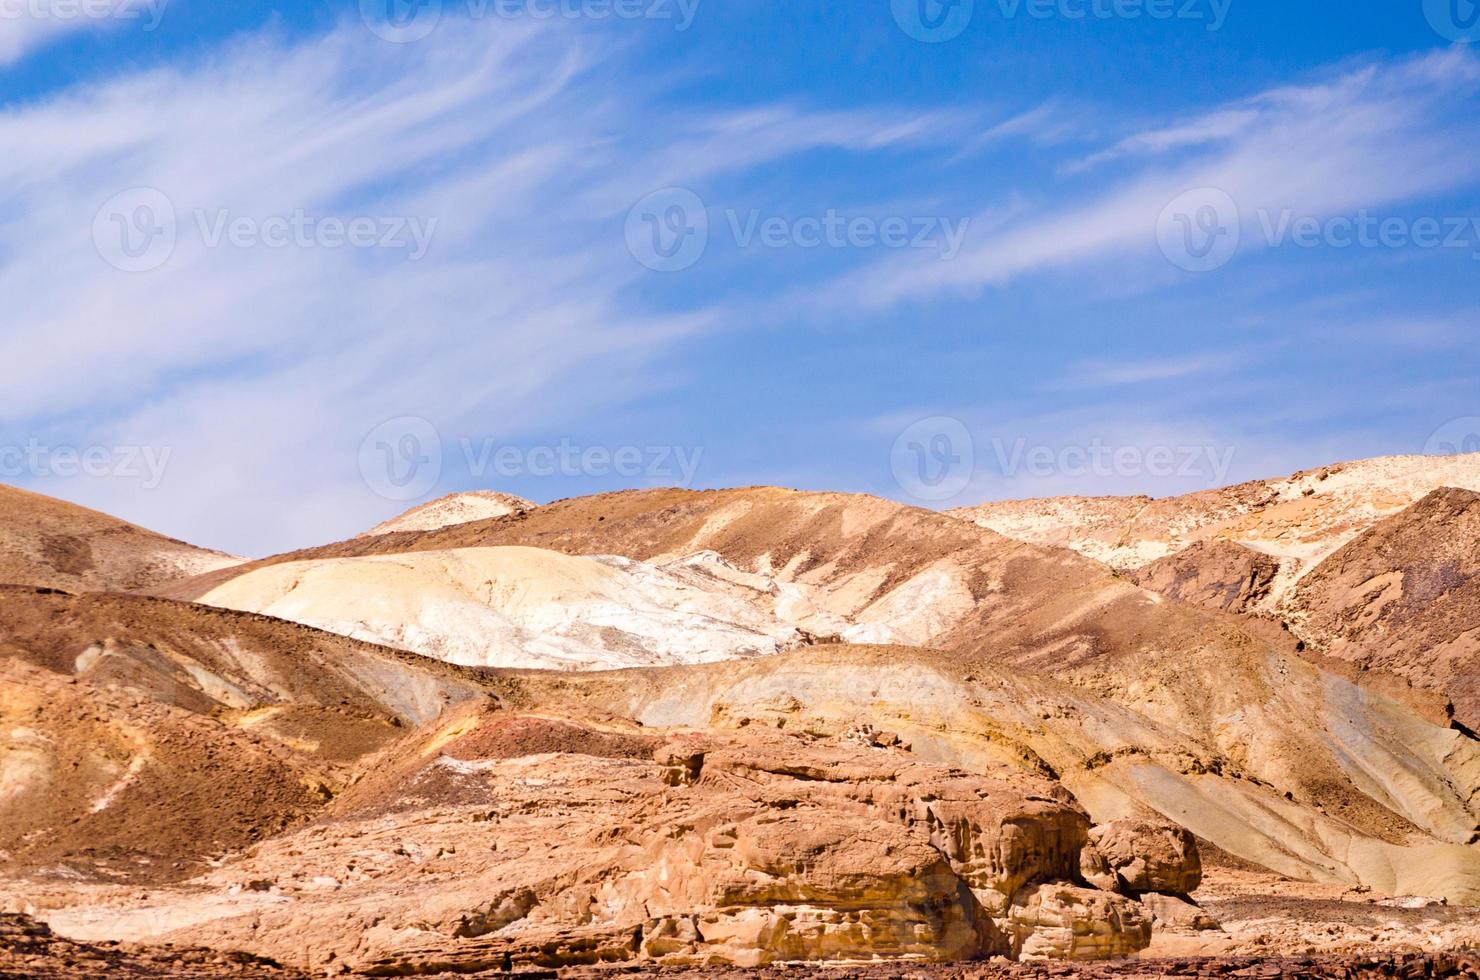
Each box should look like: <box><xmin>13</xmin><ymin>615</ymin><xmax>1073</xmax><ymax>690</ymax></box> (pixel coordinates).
<box><xmin>1</xmin><ymin>0</ymin><xmax>1477</xmax><ymax>556</ymax></box>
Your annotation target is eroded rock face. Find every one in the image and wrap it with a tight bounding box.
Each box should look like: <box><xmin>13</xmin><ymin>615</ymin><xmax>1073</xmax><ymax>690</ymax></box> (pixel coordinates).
<box><xmin>1131</xmin><ymin>540</ymin><xmax>1282</xmax><ymax>615</ymax></box>
<box><xmin>88</xmin><ymin>719</ymin><xmax>1153</xmax><ymax>973</ymax></box>
<box><xmin>1089</xmin><ymin>820</ymin><xmax>1203</xmax><ymax>895</ymax></box>
<box><xmin>1004</xmin><ymin>883</ymin><xmax>1152</xmax><ymax>961</ymax></box>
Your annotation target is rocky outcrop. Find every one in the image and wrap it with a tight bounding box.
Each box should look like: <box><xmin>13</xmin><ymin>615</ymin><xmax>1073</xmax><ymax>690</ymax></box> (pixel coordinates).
<box><xmin>565</xmin><ymin>951</ymin><xmax>1480</xmax><ymax>978</ymax></box>
<box><xmin>63</xmin><ymin>721</ymin><xmax>1155</xmax><ymax>972</ymax></box>
<box><xmin>1088</xmin><ymin>820</ymin><xmax>1203</xmax><ymax>895</ymax></box>
<box><xmin>0</xmin><ymin>915</ymin><xmax>302</xmax><ymax>978</ymax></box>
<box><xmin>1131</xmin><ymin>540</ymin><xmax>1282</xmax><ymax>614</ymax></box>
<box><xmin>1004</xmin><ymin>883</ymin><xmax>1152</xmax><ymax>961</ymax></box>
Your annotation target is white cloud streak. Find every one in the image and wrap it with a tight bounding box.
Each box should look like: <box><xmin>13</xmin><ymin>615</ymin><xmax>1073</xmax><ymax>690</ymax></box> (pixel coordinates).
<box><xmin>0</xmin><ymin>15</ymin><xmax>955</xmax><ymax>554</ymax></box>
<box><xmin>825</xmin><ymin>49</ymin><xmax>1480</xmax><ymax>310</ymax></box>
<box><xmin>0</xmin><ymin>0</ymin><xmax>167</xmax><ymax>65</ymax></box>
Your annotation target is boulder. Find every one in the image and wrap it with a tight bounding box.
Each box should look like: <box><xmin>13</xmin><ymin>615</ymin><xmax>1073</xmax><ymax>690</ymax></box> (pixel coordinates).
<box><xmin>1004</xmin><ymin>883</ymin><xmax>1153</xmax><ymax>961</ymax></box>
<box><xmin>1088</xmin><ymin>819</ymin><xmax>1202</xmax><ymax>894</ymax></box>
<box><xmin>1139</xmin><ymin>892</ymin><xmax>1221</xmax><ymax>932</ymax></box>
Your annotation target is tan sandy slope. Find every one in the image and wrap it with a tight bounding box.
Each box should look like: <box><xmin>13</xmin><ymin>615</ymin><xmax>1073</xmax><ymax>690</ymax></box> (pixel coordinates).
<box><xmin>0</xmin><ymin>586</ymin><xmax>486</xmax><ymax>884</ymax></box>
<box><xmin>1284</xmin><ymin>487</ymin><xmax>1480</xmax><ymax>731</ymax></box>
<box><xmin>0</xmin><ymin>483</ymin><xmax>240</xmax><ymax>591</ymax></box>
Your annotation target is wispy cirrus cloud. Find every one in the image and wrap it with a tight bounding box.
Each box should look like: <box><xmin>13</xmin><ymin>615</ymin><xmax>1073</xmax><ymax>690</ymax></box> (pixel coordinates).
<box><xmin>0</xmin><ymin>0</ymin><xmax>167</xmax><ymax>65</ymax></box>
<box><xmin>824</xmin><ymin>48</ymin><xmax>1480</xmax><ymax>310</ymax></box>
<box><xmin>0</xmin><ymin>14</ymin><xmax>964</xmax><ymax>554</ymax></box>
<box><xmin>1044</xmin><ymin>353</ymin><xmax>1242</xmax><ymax>390</ymax></box>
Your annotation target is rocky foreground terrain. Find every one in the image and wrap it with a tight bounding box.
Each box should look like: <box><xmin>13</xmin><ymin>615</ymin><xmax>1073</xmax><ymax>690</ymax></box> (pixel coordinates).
<box><xmin>2</xmin><ymin>453</ymin><xmax>1479</xmax><ymax>977</ymax></box>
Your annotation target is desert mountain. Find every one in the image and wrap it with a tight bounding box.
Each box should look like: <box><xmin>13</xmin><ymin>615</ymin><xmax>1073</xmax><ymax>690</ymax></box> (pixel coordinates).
<box><xmin>949</xmin><ymin>456</ymin><xmax>1480</xmax><ymax>734</ymax></box>
<box><xmin>198</xmin><ymin>545</ymin><xmax>904</xmax><ymax>670</ymax></box>
<box><xmin>358</xmin><ymin>490</ymin><xmax>534</xmax><ymax>537</ymax></box>
<box><xmin>160</xmin><ymin>486</ymin><xmax>1480</xmax><ymax>897</ymax></box>
<box><xmin>0</xmin><ymin>483</ymin><xmax>240</xmax><ymax>592</ymax></box>
<box><xmin>5</xmin><ymin>473</ymin><xmax>1480</xmax><ymax>973</ymax></box>
<box><xmin>952</xmin><ymin>453</ymin><xmax>1480</xmax><ymax>604</ymax></box>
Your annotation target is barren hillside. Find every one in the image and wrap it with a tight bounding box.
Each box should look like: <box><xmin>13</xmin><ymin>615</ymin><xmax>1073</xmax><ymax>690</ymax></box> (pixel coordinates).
<box><xmin>0</xmin><ymin>484</ymin><xmax>239</xmax><ymax>592</ymax></box>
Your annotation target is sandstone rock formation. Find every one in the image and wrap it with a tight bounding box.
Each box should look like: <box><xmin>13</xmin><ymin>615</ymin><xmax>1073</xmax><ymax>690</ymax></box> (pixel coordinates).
<box><xmin>0</xmin><ymin>914</ymin><xmax>305</xmax><ymax>978</ymax></box>
<box><xmin>32</xmin><ymin>718</ymin><xmax>1153</xmax><ymax>973</ymax></box>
